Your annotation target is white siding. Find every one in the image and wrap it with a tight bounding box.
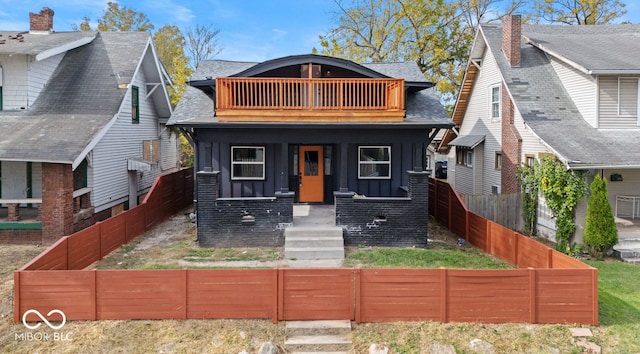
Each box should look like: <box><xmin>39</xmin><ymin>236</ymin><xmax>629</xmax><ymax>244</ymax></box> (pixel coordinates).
<box><xmin>598</xmin><ymin>76</ymin><xmax>639</xmax><ymax>128</ymax></box>
<box><xmin>160</xmin><ymin>128</ymin><xmax>180</xmax><ymax>171</ymax></box>
<box><xmin>27</xmin><ymin>53</ymin><xmax>64</xmax><ymax>106</ymax></box>
<box><xmin>31</xmin><ymin>162</ymin><xmax>42</xmax><ymax>198</ymax></box>
<box><xmin>91</xmin><ymin>69</ymin><xmax>164</xmax><ymax>212</ymax></box>
<box><xmin>1</xmin><ymin>161</ymin><xmax>27</xmax><ymax>198</ymax></box>
<box><xmin>450</xmin><ymin>46</ymin><xmax>503</xmax><ymax>195</ymax></box>
<box><xmin>0</xmin><ymin>54</ymin><xmax>29</xmax><ymax>110</ymax></box>
<box><xmin>605</xmin><ymin>169</ymin><xmax>640</xmax><ymax>217</ymax></box>
<box><xmin>549</xmin><ymin>57</ymin><xmax>597</xmax><ymax>127</ymax></box>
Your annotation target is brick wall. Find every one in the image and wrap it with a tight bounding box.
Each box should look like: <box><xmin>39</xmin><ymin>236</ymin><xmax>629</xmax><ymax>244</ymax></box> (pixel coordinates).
<box><xmin>196</xmin><ymin>171</ymin><xmax>294</xmax><ymax>247</ymax></box>
<box><xmin>29</xmin><ymin>7</ymin><xmax>54</xmax><ymax>32</ymax></box>
<box><xmin>335</xmin><ymin>171</ymin><xmax>430</xmax><ymax>246</ymax></box>
<box><xmin>41</xmin><ymin>163</ymin><xmax>74</xmax><ymax>243</ymax></box>
<box><xmin>0</xmin><ymin>230</ymin><xmax>42</xmax><ymax>244</ymax></box>
<box><xmin>502</xmin><ymin>14</ymin><xmax>521</xmax><ymax>67</ymax></box>
<box><xmin>501</xmin><ymin>82</ymin><xmax>522</xmax><ymax>194</ymax></box>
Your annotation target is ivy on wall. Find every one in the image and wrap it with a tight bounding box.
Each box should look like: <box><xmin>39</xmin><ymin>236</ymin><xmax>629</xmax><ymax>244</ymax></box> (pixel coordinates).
<box><xmin>517</xmin><ymin>156</ymin><xmax>587</xmax><ymax>252</ymax></box>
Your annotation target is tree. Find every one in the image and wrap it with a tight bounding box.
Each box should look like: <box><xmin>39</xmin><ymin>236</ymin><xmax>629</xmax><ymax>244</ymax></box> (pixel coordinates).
<box><xmin>185</xmin><ymin>24</ymin><xmax>223</xmax><ymax>69</ymax></box>
<box><xmin>533</xmin><ymin>0</ymin><xmax>627</xmax><ymax>25</ymax></box>
<box><xmin>75</xmin><ymin>2</ymin><xmax>154</xmax><ymax>32</ymax></box>
<box><xmin>315</xmin><ymin>0</ymin><xmax>526</xmax><ymax>108</ymax></box>
<box><xmin>517</xmin><ymin>162</ymin><xmax>538</xmax><ymax>236</ymax></box>
<box><xmin>153</xmin><ymin>25</ymin><xmax>193</xmax><ymax>106</ymax></box>
<box><xmin>583</xmin><ymin>175</ymin><xmax>618</xmax><ymax>259</ymax></box>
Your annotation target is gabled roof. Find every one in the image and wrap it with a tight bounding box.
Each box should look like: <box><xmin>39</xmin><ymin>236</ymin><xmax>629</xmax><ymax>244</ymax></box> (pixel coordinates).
<box><xmin>443</xmin><ymin>22</ymin><xmax>640</xmax><ymax>168</ymax></box>
<box><xmin>168</xmin><ymin>55</ymin><xmax>451</xmax><ymax>127</ymax></box>
<box><xmin>0</xmin><ymin>32</ymin><xmax>171</xmax><ymax>167</ymax></box>
<box><xmin>0</xmin><ymin>31</ymin><xmax>95</xmax><ymax>61</ymax></box>
<box><xmin>523</xmin><ymin>24</ymin><xmax>640</xmax><ymax>75</ymax></box>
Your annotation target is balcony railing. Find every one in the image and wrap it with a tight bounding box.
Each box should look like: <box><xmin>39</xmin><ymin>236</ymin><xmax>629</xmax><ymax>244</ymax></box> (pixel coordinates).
<box><xmin>216</xmin><ymin>77</ymin><xmax>405</xmax><ymax>122</ymax></box>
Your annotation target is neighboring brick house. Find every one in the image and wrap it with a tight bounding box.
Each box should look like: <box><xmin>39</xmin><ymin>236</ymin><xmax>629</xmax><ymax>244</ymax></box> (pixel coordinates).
<box><xmin>441</xmin><ymin>15</ymin><xmax>640</xmax><ymax>242</ymax></box>
<box><xmin>169</xmin><ymin>54</ymin><xmax>453</xmax><ymax>247</ymax></box>
<box><xmin>0</xmin><ymin>8</ymin><xmax>179</xmax><ymax>244</ymax></box>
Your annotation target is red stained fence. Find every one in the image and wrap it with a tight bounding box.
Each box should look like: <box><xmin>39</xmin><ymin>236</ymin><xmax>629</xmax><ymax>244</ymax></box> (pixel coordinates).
<box><xmin>14</xmin><ymin>176</ymin><xmax>597</xmax><ymax>325</ymax></box>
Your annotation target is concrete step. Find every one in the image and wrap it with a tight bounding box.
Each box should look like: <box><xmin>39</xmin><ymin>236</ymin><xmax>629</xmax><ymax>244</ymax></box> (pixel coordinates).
<box><xmin>285</xmin><ymin>247</ymin><xmax>345</xmax><ymax>260</ymax></box>
<box><xmin>285</xmin><ymin>335</ymin><xmax>351</xmax><ymax>353</ymax></box>
<box><xmin>622</xmin><ymin>258</ymin><xmax>640</xmax><ymax>264</ymax></box>
<box><xmin>618</xmin><ymin>250</ymin><xmax>640</xmax><ymax>259</ymax></box>
<box><xmin>285</xmin><ymin>227</ymin><xmax>344</xmax><ymax>238</ymax></box>
<box><xmin>287</xmin><ymin>320</ymin><xmax>352</xmax><ymax>337</ymax></box>
<box><xmin>285</xmin><ymin>236</ymin><xmax>344</xmax><ymax>248</ymax></box>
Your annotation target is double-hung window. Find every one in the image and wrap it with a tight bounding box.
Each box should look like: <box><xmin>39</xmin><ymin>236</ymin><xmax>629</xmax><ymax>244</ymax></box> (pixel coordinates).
<box><xmin>358</xmin><ymin>146</ymin><xmax>391</xmax><ymax>179</ymax></box>
<box><xmin>231</xmin><ymin>146</ymin><xmax>265</xmax><ymax>180</ymax></box>
<box><xmin>490</xmin><ymin>84</ymin><xmax>501</xmax><ymax>120</ymax></box>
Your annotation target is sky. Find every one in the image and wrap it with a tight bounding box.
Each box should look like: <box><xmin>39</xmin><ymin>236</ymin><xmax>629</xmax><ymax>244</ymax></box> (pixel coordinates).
<box><xmin>1</xmin><ymin>0</ymin><xmax>640</xmax><ymax>63</ymax></box>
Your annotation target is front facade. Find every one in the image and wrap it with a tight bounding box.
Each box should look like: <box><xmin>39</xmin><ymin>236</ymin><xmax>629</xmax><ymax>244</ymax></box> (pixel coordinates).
<box><xmin>170</xmin><ymin>55</ymin><xmax>452</xmax><ymax>246</ymax></box>
<box><xmin>0</xmin><ymin>8</ymin><xmax>177</xmax><ymax>243</ymax></box>
<box><xmin>442</xmin><ymin>16</ymin><xmax>640</xmax><ymax>242</ymax></box>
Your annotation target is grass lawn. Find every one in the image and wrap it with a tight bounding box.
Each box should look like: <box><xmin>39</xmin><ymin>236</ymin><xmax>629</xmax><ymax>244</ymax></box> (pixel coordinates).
<box><xmin>585</xmin><ymin>259</ymin><xmax>640</xmax><ymax>354</ymax></box>
<box><xmin>344</xmin><ymin>242</ymin><xmax>513</xmax><ymax>269</ymax></box>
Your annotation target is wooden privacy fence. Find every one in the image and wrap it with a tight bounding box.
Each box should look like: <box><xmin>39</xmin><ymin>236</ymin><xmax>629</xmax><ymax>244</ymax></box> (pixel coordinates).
<box><xmin>14</xmin><ymin>175</ymin><xmax>597</xmax><ymax>325</ymax></box>
<box><xmin>463</xmin><ymin>193</ymin><xmax>524</xmax><ymax>231</ymax></box>
<box><xmin>15</xmin><ymin>266</ymin><xmax>597</xmax><ymax>325</ymax></box>
<box><xmin>18</xmin><ymin>168</ymin><xmax>193</xmax><ymax>271</ymax></box>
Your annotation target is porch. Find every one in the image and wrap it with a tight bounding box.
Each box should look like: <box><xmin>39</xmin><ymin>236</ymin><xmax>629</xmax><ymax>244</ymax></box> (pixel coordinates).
<box><xmin>614</xmin><ymin>216</ymin><xmax>640</xmax><ymax>263</ymax></box>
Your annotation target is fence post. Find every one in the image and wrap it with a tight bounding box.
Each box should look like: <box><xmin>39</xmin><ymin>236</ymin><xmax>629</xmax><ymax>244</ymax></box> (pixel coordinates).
<box><xmin>91</xmin><ymin>269</ymin><xmax>97</xmax><ymax>320</ymax></box>
<box><xmin>486</xmin><ymin>221</ymin><xmax>492</xmax><ymax>254</ymax></box>
<box><xmin>272</xmin><ymin>269</ymin><xmax>278</xmax><ymax>324</ymax></box>
<box><xmin>465</xmin><ymin>210</ymin><xmax>470</xmax><ymax>242</ymax></box>
<box><xmin>440</xmin><ymin>267</ymin><xmax>447</xmax><ymax>323</ymax></box>
<box><xmin>547</xmin><ymin>248</ymin><xmax>554</xmax><ymax>268</ymax></box>
<box><xmin>591</xmin><ymin>268</ymin><xmax>599</xmax><ymax>325</ymax></box>
<box><xmin>528</xmin><ymin>268</ymin><xmax>536</xmax><ymax>323</ymax></box>
<box><xmin>277</xmin><ymin>268</ymin><xmax>284</xmax><ymax>321</ymax></box>
<box><xmin>354</xmin><ymin>268</ymin><xmax>361</xmax><ymax>323</ymax></box>
<box><xmin>448</xmin><ymin>185</ymin><xmax>453</xmax><ymax>230</ymax></box>
<box><xmin>513</xmin><ymin>232</ymin><xmax>519</xmax><ymax>267</ymax></box>
<box><xmin>13</xmin><ymin>271</ymin><xmax>20</xmax><ymax>323</ymax></box>
<box><xmin>182</xmin><ymin>268</ymin><xmax>188</xmax><ymax>320</ymax></box>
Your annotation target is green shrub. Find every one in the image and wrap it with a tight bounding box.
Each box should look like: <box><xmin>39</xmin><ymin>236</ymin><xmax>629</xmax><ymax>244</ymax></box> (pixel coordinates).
<box><xmin>583</xmin><ymin>175</ymin><xmax>618</xmax><ymax>259</ymax></box>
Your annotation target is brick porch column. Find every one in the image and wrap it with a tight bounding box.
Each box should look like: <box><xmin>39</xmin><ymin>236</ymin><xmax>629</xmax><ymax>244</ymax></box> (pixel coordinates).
<box><xmin>41</xmin><ymin>163</ymin><xmax>74</xmax><ymax>243</ymax></box>
<box><xmin>7</xmin><ymin>203</ymin><xmax>20</xmax><ymax>221</ymax></box>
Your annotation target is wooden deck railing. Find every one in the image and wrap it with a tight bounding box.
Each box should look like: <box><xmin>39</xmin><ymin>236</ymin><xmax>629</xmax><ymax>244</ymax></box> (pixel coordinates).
<box><xmin>216</xmin><ymin>77</ymin><xmax>404</xmax><ymax>112</ymax></box>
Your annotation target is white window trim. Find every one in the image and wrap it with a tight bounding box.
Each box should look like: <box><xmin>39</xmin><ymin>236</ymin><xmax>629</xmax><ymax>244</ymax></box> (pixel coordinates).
<box><xmin>231</xmin><ymin>146</ymin><xmax>265</xmax><ymax>180</ymax></box>
<box><xmin>465</xmin><ymin>151</ymin><xmax>473</xmax><ymax>167</ymax></box>
<box><xmin>490</xmin><ymin>84</ymin><xmax>501</xmax><ymax>121</ymax></box>
<box><xmin>358</xmin><ymin>146</ymin><xmax>391</xmax><ymax>179</ymax></box>
<box><xmin>617</xmin><ymin>77</ymin><xmax>639</xmax><ymax>117</ymax></box>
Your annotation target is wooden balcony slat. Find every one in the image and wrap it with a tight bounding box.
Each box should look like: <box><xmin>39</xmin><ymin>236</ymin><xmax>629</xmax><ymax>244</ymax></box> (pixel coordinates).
<box><xmin>216</xmin><ymin>77</ymin><xmax>405</xmax><ymax>115</ymax></box>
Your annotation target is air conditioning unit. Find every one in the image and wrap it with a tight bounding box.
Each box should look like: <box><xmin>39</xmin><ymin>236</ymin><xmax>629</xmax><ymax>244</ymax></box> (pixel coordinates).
<box><xmin>491</xmin><ymin>185</ymin><xmax>501</xmax><ymax>195</ymax></box>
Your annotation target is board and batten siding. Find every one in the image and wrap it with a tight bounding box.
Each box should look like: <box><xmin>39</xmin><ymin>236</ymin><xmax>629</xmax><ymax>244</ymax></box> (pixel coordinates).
<box><xmin>450</xmin><ymin>44</ymin><xmax>502</xmax><ymax>195</ymax></box>
<box><xmin>91</xmin><ymin>70</ymin><xmax>165</xmax><ymax>212</ymax></box>
<box><xmin>0</xmin><ymin>54</ymin><xmax>29</xmax><ymax>110</ymax></box>
<box><xmin>598</xmin><ymin>76</ymin><xmax>639</xmax><ymax>129</ymax></box>
<box><xmin>549</xmin><ymin>57</ymin><xmax>597</xmax><ymax>127</ymax></box>
<box><xmin>27</xmin><ymin>53</ymin><xmax>65</xmax><ymax>107</ymax></box>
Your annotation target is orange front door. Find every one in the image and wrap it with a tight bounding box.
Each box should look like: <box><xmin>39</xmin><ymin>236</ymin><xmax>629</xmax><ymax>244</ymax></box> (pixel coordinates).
<box><xmin>298</xmin><ymin>146</ymin><xmax>324</xmax><ymax>202</ymax></box>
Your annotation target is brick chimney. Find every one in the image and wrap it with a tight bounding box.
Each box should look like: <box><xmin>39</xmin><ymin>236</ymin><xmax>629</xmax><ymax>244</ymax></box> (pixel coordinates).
<box><xmin>502</xmin><ymin>14</ymin><xmax>521</xmax><ymax>67</ymax></box>
<box><xmin>29</xmin><ymin>7</ymin><xmax>55</xmax><ymax>34</ymax></box>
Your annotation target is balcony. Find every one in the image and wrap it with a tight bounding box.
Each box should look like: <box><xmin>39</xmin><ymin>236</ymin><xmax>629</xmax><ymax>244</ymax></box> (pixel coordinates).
<box><xmin>215</xmin><ymin>77</ymin><xmax>405</xmax><ymax>122</ymax></box>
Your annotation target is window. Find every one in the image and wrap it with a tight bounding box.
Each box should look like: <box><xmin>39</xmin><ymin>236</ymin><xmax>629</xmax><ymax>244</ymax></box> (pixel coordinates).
<box><xmin>456</xmin><ymin>148</ymin><xmax>473</xmax><ymax>167</ymax></box>
<box><xmin>74</xmin><ymin>159</ymin><xmax>88</xmax><ymax>190</ymax></box>
<box><xmin>525</xmin><ymin>154</ymin><xmax>536</xmax><ymax>167</ymax></box>
<box><xmin>491</xmin><ymin>85</ymin><xmax>501</xmax><ymax>120</ymax></box>
<box><xmin>143</xmin><ymin>140</ymin><xmax>160</xmax><ymax>163</ymax></box>
<box><xmin>495</xmin><ymin>152</ymin><xmax>502</xmax><ymax>170</ymax></box>
<box><xmin>231</xmin><ymin>146</ymin><xmax>265</xmax><ymax>180</ymax></box>
<box><xmin>358</xmin><ymin>146</ymin><xmax>391</xmax><ymax>179</ymax></box>
<box><xmin>131</xmin><ymin>85</ymin><xmax>139</xmax><ymax>123</ymax></box>
<box><xmin>618</xmin><ymin>77</ymin><xmax>638</xmax><ymax>117</ymax></box>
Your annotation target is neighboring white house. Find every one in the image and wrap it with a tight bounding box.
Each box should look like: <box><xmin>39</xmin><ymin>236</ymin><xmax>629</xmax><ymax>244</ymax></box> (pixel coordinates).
<box><xmin>0</xmin><ymin>8</ymin><xmax>178</xmax><ymax>243</ymax></box>
<box><xmin>441</xmin><ymin>15</ymin><xmax>640</xmax><ymax>243</ymax></box>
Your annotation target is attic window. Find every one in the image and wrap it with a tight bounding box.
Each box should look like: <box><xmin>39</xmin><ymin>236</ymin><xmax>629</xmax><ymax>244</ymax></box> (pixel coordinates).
<box><xmin>132</xmin><ymin>85</ymin><xmax>140</xmax><ymax>124</ymax></box>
